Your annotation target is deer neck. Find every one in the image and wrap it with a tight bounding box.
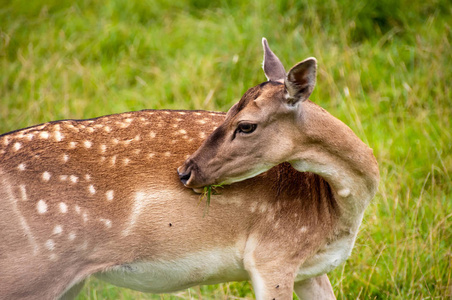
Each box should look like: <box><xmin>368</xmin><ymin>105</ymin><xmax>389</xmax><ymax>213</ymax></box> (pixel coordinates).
<box><xmin>289</xmin><ymin>101</ymin><xmax>379</xmax><ymax>221</ymax></box>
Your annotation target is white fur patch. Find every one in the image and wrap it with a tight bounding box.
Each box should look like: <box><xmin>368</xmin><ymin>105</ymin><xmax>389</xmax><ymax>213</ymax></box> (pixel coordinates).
<box><xmin>95</xmin><ymin>248</ymin><xmax>247</xmax><ymax>294</ymax></box>
<box><xmin>295</xmin><ymin>229</ymin><xmax>360</xmax><ymax>282</ymax></box>
<box><xmin>37</xmin><ymin>200</ymin><xmax>48</xmax><ymax>214</ymax></box>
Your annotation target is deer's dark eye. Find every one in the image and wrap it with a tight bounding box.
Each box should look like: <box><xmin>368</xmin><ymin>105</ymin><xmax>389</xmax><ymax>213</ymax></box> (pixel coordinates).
<box><xmin>237</xmin><ymin>123</ymin><xmax>257</xmax><ymax>134</ymax></box>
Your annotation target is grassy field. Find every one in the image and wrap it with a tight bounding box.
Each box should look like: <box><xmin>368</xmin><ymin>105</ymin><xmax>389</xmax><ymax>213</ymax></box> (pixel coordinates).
<box><xmin>1</xmin><ymin>0</ymin><xmax>451</xmax><ymax>299</ymax></box>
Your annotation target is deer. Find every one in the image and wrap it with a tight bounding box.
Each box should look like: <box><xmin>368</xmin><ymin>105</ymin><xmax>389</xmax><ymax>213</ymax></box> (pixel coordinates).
<box><xmin>0</xmin><ymin>38</ymin><xmax>379</xmax><ymax>300</ymax></box>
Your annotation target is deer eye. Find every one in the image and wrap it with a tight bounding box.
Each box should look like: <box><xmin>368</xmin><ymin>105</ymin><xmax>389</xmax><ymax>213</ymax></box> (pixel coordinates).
<box><xmin>236</xmin><ymin>123</ymin><xmax>257</xmax><ymax>134</ymax></box>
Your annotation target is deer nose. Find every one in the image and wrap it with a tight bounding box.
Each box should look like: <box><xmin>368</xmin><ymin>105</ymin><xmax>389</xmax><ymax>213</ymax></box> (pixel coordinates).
<box><xmin>177</xmin><ymin>169</ymin><xmax>191</xmax><ymax>185</ymax></box>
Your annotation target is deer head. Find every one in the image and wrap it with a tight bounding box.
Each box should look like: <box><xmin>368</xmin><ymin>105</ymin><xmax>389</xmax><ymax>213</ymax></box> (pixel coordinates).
<box><xmin>178</xmin><ymin>38</ymin><xmax>318</xmax><ymax>189</ymax></box>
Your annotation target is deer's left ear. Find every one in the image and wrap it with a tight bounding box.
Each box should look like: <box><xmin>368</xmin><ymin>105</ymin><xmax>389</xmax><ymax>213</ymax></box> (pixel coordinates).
<box><xmin>285</xmin><ymin>57</ymin><xmax>317</xmax><ymax>105</ymax></box>
<box><xmin>262</xmin><ymin>38</ymin><xmax>286</xmax><ymax>82</ymax></box>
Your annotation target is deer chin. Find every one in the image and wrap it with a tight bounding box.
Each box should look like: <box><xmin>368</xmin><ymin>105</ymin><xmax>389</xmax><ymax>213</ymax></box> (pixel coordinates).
<box><xmin>192</xmin><ymin>187</ymin><xmax>204</xmax><ymax>194</ymax></box>
<box><xmin>214</xmin><ymin>164</ymin><xmax>275</xmax><ymax>187</ymax></box>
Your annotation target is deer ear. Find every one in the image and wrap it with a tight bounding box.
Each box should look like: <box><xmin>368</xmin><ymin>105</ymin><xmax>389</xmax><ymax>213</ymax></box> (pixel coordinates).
<box><xmin>284</xmin><ymin>57</ymin><xmax>317</xmax><ymax>105</ymax></box>
<box><xmin>262</xmin><ymin>38</ymin><xmax>286</xmax><ymax>82</ymax></box>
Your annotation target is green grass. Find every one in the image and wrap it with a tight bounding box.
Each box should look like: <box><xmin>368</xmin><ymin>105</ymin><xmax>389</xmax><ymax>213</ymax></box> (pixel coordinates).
<box><xmin>1</xmin><ymin>0</ymin><xmax>451</xmax><ymax>299</ymax></box>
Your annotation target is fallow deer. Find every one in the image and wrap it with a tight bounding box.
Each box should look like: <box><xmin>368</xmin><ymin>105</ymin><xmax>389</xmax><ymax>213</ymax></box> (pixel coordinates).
<box><xmin>0</xmin><ymin>38</ymin><xmax>379</xmax><ymax>300</ymax></box>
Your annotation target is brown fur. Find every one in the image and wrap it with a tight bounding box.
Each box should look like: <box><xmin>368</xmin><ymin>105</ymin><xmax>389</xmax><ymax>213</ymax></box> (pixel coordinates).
<box><xmin>0</xmin><ymin>109</ymin><xmax>346</xmax><ymax>299</ymax></box>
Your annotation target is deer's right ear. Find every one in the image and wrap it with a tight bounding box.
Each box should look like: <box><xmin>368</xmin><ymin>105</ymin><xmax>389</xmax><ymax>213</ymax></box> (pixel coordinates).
<box><xmin>284</xmin><ymin>57</ymin><xmax>317</xmax><ymax>105</ymax></box>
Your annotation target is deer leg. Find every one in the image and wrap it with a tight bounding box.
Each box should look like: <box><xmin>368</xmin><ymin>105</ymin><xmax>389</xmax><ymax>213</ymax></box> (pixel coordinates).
<box><xmin>248</xmin><ymin>268</ymin><xmax>295</xmax><ymax>300</ymax></box>
<box><xmin>294</xmin><ymin>274</ymin><xmax>336</xmax><ymax>300</ymax></box>
<box><xmin>245</xmin><ymin>255</ymin><xmax>297</xmax><ymax>300</ymax></box>
<box><xmin>58</xmin><ymin>279</ymin><xmax>86</xmax><ymax>300</ymax></box>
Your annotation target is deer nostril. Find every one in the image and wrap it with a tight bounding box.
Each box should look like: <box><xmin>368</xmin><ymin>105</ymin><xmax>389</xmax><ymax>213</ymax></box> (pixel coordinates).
<box><xmin>178</xmin><ymin>170</ymin><xmax>191</xmax><ymax>185</ymax></box>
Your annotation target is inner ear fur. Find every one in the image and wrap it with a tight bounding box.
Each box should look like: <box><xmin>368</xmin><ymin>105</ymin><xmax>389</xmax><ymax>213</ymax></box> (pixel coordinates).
<box><xmin>285</xmin><ymin>57</ymin><xmax>317</xmax><ymax>105</ymax></box>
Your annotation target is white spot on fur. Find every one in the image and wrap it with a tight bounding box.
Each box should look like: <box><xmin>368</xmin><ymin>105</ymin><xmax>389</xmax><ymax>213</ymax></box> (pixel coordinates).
<box><xmin>178</xmin><ymin>111</ymin><xmax>186</xmax><ymax>115</ymax></box>
<box><xmin>68</xmin><ymin>232</ymin><xmax>76</xmax><ymax>241</ymax></box>
<box><xmin>111</xmin><ymin>155</ymin><xmax>117</xmax><ymax>166</ymax></box>
<box><xmin>118</xmin><ymin>122</ymin><xmax>130</xmax><ymax>128</ymax></box>
<box><xmin>88</xmin><ymin>185</ymin><xmax>96</xmax><ymax>194</ymax></box>
<box><xmin>250</xmin><ymin>202</ymin><xmax>258</xmax><ymax>213</ymax></box>
<box><xmin>82</xmin><ymin>212</ymin><xmax>88</xmax><ymax>223</ymax></box>
<box><xmin>45</xmin><ymin>239</ymin><xmax>55</xmax><ymax>251</ymax></box>
<box><xmin>338</xmin><ymin>188</ymin><xmax>351</xmax><ymax>198</ymax></box>
<box><xmin>123</xmin><ymin>158</ymin><xmax>130</xmax><ymax>165</ymax></box>
<box><xmin>100</xmin><ymin>144</ymin><xmax>107</xmax><ymax>153</ymax></box>
<box><xmin>148</xmin><ymin>153</ymin><xmax>155</xmax><ymax>159</ymax></box>
<box><xmin>104</xmin><ymin>126</ymin><xmax>111</xmax><ymax>133</ymax></box>
<box><xmin>42</xmin><ymin>172</ymin><xmax>51</xmax><ymax>182</ymax></box>
<box><xmin>84</xmin><ymin>140</ymin><xmax>92</xmax><ymax>148</ymax></box>
<box><xmin>112</xmin><ymin>138</ymin><xmax>119</xmax><ymax>145</ymax></box>
<box><xmin>300</xmin><ymin>226</ymin><xmax>308</xmax><ymax>233</ymax></box>
<box><xmin>150</xmin><ymin>132</ymin><xmax>156</xmax><ymax>138</ymax></box>
<box><xmin>39</xmin><ymin>132</ymin><xmax>49</xmax><ymax>139</ymax></box>
<box><xmin>69</xmin><ymin>141</ymin><xmax>77</xmax><ymax>149</ymax></box>
<box><xmin>37</xmin><ymin>200</ymin><xmax>47</xmax><ymax>214</ymax></box>
<box><xmin>100</xmin><ymin>218</ymin><xmax>112</xmax><ymax>228</ymax></box>
<box><xmin>164</xmin><ymin>152</ymin><xmax>171</xmax><ymax>157</ymax></box>
<box><xmin>53</xmin><ymin>225</ymin><xmax>63</xmax><ymax>235</ymax></box>
<box><xmin>178</xmin><ymin>129</ymin><xmax>187</xmax><ymax>135</ymax></box>
<box><xmin>106</xmin><ymin>190</ymin><xmax>114</xmax><ymax>201</ymax></box>
<box><xmin>75</xmin><ymin>205</ymin><xmax>81</xmax><ymax>214</ymax></box>
<box><xmin>13</xmin><ymin>142</ymin><xmax>22</xmax><ymax>151</ymax></box>
<box><xmin>19</xmin><ymin>185</ymin><xmax>28</xmax><ymax>201</ymax></box>
<box><xmin>199</xmin><ymin>132</ymin><xmax>206</xmax><ymax>139</ymax></box>
<box><xmin>59</xmin><ymin>175</ymin><xmax>68</xmax><ymax>181</ymax></box>
<box><xmin>85</xmin><ymin>174</ymin><xmax>91</xmax><ymax>181</ymax></box>
<box><xmin>59</xmin><ymin>202</ymin><xmax>68</xmax><ymax>214</ymax></box>
<box><xmin>87</xmin><ymin>127</ymin><xmax>94</xmax><ymax>133</ymax></box>
<box><xmin>197</xmin><ymin>119</ymin><xmax>207</xmax><ymax>125</ymax></box>
<box><xmin>17</xmin><ymin>163</ymin><xmax>26</xmax><ymax>171</ymax></box>
<box><xmin>70</xmin><ymin>175</ymin><xmax>79</xmax><ymax>183</ymax></box>
<box><xmin>54</xmin><ymin>131</ymin><xmax>63</xmax><ymax>142</ymax></box>
<box><xmin>62</xmin><ymin>154</ymin><xmax>69</xmax><ymax>163</ymax></box>
<box><xmin>133</xmin><ymin>149</ymin><xmax>141</xmax><ymax>155</ymax></box>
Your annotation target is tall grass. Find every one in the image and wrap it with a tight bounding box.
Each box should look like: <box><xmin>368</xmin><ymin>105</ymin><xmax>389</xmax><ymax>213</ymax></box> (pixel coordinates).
<box><xmin>1</xmin><ymin>0</ymin><xmax>451</xmax><ymax>299</ymax></box>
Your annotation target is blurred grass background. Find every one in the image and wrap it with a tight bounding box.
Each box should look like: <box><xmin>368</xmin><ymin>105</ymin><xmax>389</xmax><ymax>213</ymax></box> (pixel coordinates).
<box><xmin>0</xmin><ymin>0</ymin><xmax>451</xmax><ymax>299</ymax></box>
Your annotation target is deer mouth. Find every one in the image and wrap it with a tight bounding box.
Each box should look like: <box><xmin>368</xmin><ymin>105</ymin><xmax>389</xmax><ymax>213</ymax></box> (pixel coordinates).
<box><xmin>177</xmin><ymin>161</ymin><xmax>212</xmax><ymax>190</ymax></box>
